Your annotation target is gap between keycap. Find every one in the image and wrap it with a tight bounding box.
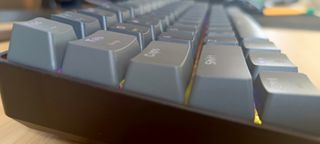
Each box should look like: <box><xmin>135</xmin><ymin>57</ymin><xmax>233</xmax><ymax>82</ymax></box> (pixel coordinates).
<box><xmin>228</xmin><ymin>8</ymin><xmax>263</xmax><ymax>125</ymax></box>
<box><xmin>183</xmin><ymin>12</ymin><xmax>209</xmax><ymax>106</ymax></box>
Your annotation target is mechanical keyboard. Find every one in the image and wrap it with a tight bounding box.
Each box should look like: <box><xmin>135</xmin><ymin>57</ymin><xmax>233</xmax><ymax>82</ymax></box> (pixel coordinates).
<box><xmin>1</xmin><ymin>0</ymin><xmax>320</xmax><ymax>143</ymax></box>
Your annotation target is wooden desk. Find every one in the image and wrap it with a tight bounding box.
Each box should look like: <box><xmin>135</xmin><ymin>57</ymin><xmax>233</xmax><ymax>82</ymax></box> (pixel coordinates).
<box><xmin>264</xmin><ymin>28</ymin><xmax>320</xmax><ymax>89</ymax></box>
<box><xmin>0</xmin><ymin>28</ymin><xmax>320</xmax><ymax>143</ymax></box>
<box><xmin>0</xmin><ymin>97</ymin><xmax>78</xmax><ymax>144</ymax></box>
<box><xmin>0</xmin><ymin>41</ymin><xmax>9</xmax><ymax>52</ymax></box>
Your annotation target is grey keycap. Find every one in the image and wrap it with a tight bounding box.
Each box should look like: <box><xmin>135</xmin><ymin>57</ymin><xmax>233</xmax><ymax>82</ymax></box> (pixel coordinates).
<box><xmin>211</xmin><ymin>4</ymin><xmax>225</xmax><ymax>11</ymax></box>
<box><xmin>243</xmin><ymin>39</ymin><xmax>281</xmax><ymax>57</ymax></box>
<box><xmin>125</xmin><ymin>41</ymin><xmax>193</xmax><ymax>103</ymax></box>
<box><xmin>209</xmin><ymin>18</ymin><xmax>230</xmax><ymax>24</ymax></box>
<box><xmin>175</xmin><ymin>19</ymin><xmax>203</xmax><ymax>29</ymax></box>
<box><xmin>125</xmin><ymin>2</ymin><xmax>145</xmax><ymax>16</ymax></box>
<box><xmin>158</xmin><ymin>31</ymin><xmax>196</xmax><ymax>54</ymax></box>
<box><xmin>171</xmin><ymin>22</ymin><xmax>199</xmax><ymax>31</ymax></box>
<box><xmin>87</xmin><ymin>0</ymin><xmax>131</xmax><ymax>23</ymax></box>
<box><xmin>109</xmin><ymin>23</ymin><xmax>152</xmax><ymax>51</ymax></box>
<box><xmin>247</xmin><ymin>52</ymin><xmax>298</xmax><ymax>79</ymax></box>
<box><xmin>209</xmin><ymin>26</ymin><xmax>233</xmax><ymax>31</ymax></box>
<box><xmin>254</xmin><ymin>72</ymin><xmax>320</xmax><ymax>135</ymax></box>
<box><xmin>228</xmin><ymin>7</ymin><xmax>267</xmax><ymax>40</ymax></box>
<box><xmin>181</xmin><ymin>13</ymin><xmax>205</xmax><ymax>20</ymax></box>
<box><xmin>210</xmin><ymin>11</ymin><xmax>228</xmax><ymax>17</ymax></box>
<box><xmin>141</xmin><ymin>2</ymin><xmax>153</xmax><ymax>13</ymax></box>
<box><xmin>171</xmin><ymin>5</ymin><xmax>188</xmax><ymax>18</ymax></box>
<box><xmin>206</xmin><ymin>36</ymin><xmax>238</xmax><ymax>46</ymax></box>
<box><xmin>79</xmin><ymin>8</ymin><xmax>117</xmax><ymax>30</ymax></box>
<box><xmin>126</xmin><ymin>17</ymin><xmax>162</xmax><ymax>40</ymax></box>
<box><xmin>169</xmin><ymin>24</ymin><xmax>198</xmax><ymax>36</ymax></box>
<box><xmin>203</xmin><ymin>44</ymin><xmax>239</xmax><ymax>49</ymax></box>
<box><xmin>209</xmin><ymin>22</ymin><xmax>231</xmax><ymax>27</ymax></box>
<box><xmin>144</xmin><ymin>13</ymin><xmax>170</xmax><ymax>29</ymax></box>
<box><xmin>209</xmin><ymin>14</ymin><xmax>231</xmax><ymax>27</ymax></box>
<box><xmin>155</xmin><ymin>10</ymin><xmax>176</xmax><ymax>24</ymax></box>
<box><xmin>104</xmin><ymin>5</ymin><xmax>130</xmax><ymax>23</ymax></box>
<box><xmin>189</xmin><ymin>45</ymin><xmax>254</xmax><ymax>121</ymax></box>
<box><xmin>158</xmin><ymin>31</ymin><xmax>195</xmax><ymax>45</ymax></box>
<box><xmin>207</xmin><ymin>30</ymin><xmax>235</xmax><ymax>37</ymax></box>
<box><xmin>210</xmin><ymin>15</ymin><xmax>229</xmax><ymax>19</ymax></box>
<box><xmin>62</xmin><ymin>30</ymin><xmax>140</xmax><ymax>87</ymax></box>
<box><xmin>117</xmin><ymin>2</ymin><xmax>141</xmax><ymax>17</ymax></box>
<box><xmin>51</xmin><ymin>11</ymin><xmax>100</xmax><ymax>39</ymax></box>
<box><xmin>8</xmin><ymin>17</ymin><xmax>77</xmax><ymax>71</ymax></box>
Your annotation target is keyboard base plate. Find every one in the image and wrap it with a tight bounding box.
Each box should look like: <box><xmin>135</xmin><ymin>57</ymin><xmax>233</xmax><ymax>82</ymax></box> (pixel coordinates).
<box><xmin>0</xmin><ymin>53</ymin><xmax>318</xmax><ymax>144</ymax></box>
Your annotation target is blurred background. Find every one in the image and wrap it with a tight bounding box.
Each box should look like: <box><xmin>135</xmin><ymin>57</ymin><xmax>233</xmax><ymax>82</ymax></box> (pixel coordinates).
<box><xmin>1</xmin><ymin>0</ymin><xmax>320</xmax><ymax>43</ymax></box>
<box><xmin>0</xmin><ymin>0</ymin><xmax>84</xmax><ymax>9</ymax></box>
<box><xmin>1</xmin><ymin>0</ymin><xmax>320</xmax><ymax>23</ymax></box>
<box><xmin>0</xmin><ymin>0</ymin><xmax>318</xmax><ymax>8</ymax></box>
<box><xmin>1</xmin><ymin>0</ymin><xmax>320</xmax><ymax>40</ymax></box>
<box><xmin>0</xmin><ymin>0</ymin><xmax>319</xmax><ymax>10</ymax></box>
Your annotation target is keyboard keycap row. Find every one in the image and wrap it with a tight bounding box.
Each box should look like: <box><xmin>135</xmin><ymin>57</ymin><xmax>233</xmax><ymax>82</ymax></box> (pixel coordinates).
<box><xmin>8</xmin><ymin>0</ymin><xmax>190</xmax><ymax>71</ymax></box>
<box><xmin>228</xmin><ymin>7</ymin><xmax>320</xmax><ymax>135</ymax></box>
